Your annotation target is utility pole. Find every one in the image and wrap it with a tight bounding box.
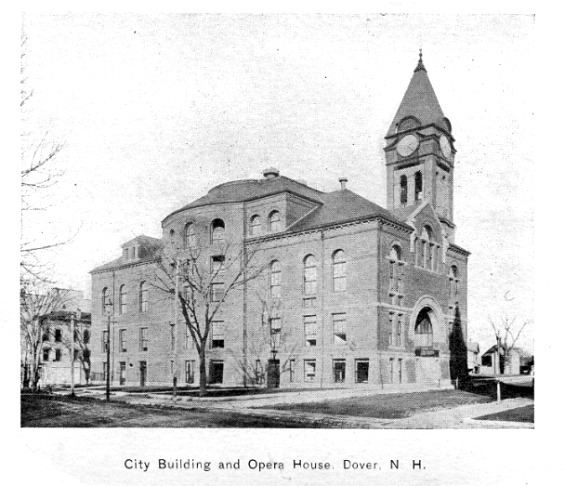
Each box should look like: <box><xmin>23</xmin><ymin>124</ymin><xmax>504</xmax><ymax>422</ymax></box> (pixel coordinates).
<box><xmin>495</xmin><ymin>330</ymin><xmax>501</xmax><ymax>402</ymax></box>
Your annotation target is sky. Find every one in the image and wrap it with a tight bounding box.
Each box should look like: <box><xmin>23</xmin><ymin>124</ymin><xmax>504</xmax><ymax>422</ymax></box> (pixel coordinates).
<box><xmin>20</xmin><ymin>13</ymin><xmax>535</xmax><ymax>353</ymax></box>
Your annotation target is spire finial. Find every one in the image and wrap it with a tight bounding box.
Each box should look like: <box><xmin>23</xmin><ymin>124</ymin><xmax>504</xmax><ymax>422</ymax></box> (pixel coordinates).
<box><xmin>415</xmin><ymin>48</ymin><xmax>426</xmax><ymax>72</ymax></box>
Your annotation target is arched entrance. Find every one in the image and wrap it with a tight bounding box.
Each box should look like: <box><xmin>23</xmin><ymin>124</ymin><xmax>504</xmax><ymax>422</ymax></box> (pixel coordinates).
<box><xmin>410</xmin><ymin>297</ymin><xmax>445</xmax><ymax>384</ymax></box>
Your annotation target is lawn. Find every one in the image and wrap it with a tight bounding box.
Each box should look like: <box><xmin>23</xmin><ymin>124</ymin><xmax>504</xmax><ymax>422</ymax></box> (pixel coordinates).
<box><xmin>265</xmin><ymin>390</ymin><xmax>493</xmax><ymax>419</ymax></box>
<box><xmin>474</xmin><ymin>405</ymin><xmax>534</xmax><ymax>423</ymax></box>
<box><xmin>20</xmin><ymin>394</ymin><xmax>324</xmax><ymax>428</ymax></box>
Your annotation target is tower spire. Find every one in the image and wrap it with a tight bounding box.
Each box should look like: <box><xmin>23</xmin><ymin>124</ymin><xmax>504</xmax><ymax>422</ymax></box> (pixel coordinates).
<box><xmin>415</xmin><ymin>48</ymin><xmax>426</xmax><ymax>72</ymax></box>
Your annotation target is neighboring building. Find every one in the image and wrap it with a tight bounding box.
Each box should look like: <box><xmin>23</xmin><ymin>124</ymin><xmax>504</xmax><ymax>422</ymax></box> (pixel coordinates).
<box><xmin>467</xmin><ymin>342</ymin><xmax>480</xmax><ymax>375</ymax></box>
<box><xmin>90</xmin><ymin>54</ymin><xmax>470</xmax><ymax>388</ymax></box>
<box><xmin>480</xmin><ymin>345</ymin><xmax>521</xmax><ymax>376</ymax></box>
<box><xmin>38</xmin><ymin>310</ymin><xmax>92</xmax><ymax>385</ymax></box>
<box><xmin>21</xmin><ymin>288</ymin><xmax>92</xmax><ymax>387</ymax></box>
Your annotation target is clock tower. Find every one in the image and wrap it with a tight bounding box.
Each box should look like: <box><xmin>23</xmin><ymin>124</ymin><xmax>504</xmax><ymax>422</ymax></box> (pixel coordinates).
<box><xmin>384</xmin><ymin>52</ymin><xmax>456</xmax><ymax>236</ymax></box>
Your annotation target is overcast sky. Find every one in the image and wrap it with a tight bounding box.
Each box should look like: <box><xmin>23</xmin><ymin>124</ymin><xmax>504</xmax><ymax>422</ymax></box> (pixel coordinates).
<box><xmin>21</xmin><ymin>13</ymin><xmax>534</xmax><ymax>352</ymax></box>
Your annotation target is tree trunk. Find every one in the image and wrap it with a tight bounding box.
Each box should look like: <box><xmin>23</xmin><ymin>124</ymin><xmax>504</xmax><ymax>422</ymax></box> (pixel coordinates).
<box><xmin>199</xmin><ymin>347</ymin><xmax>207</xmax><ymax>397</ymax></box>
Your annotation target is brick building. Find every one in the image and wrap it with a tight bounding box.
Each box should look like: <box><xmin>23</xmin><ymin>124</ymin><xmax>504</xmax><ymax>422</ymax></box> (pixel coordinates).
<box><xmin>90</xmin><ymin>54</ymin><xmax>469</xmax><ymax>388</ymax></box>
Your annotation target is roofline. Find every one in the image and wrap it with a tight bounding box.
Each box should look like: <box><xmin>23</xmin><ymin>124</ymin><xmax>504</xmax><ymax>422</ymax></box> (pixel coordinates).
<box><xmin>384</xmin><ymin>122</ymin><xmax>455</xmax><ymax>142</ymax></box>
<box><xmin>90</xmin><ymin>257</ymin><xmax>162</xmax><ymax>275</ymax></box>
<box><xmin>448</xmin><ymin>243</ymin><xmax>471</xmax><ymax>256</ymax></box>
<box><xmin>161</xmin><ymin>188</ymin><xmax>323</xmax><ymax>226</ymax></box>
<box><xmin>246</xmin><ymin>213</ymin><xmax>412</xmax><ymax>244</ymax></box>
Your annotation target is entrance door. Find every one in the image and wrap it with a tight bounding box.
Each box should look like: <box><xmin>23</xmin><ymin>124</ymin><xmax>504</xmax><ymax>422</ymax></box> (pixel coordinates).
<box><xmin>119</xmin><ymin>362</ymin><xmax>126</xmax><ymax>385</ymax></box>
<box><xmin>209</xmin><ymin>361</ymin><xmax>223</xmax><ymax>384</ymax></box>
<box><xmin>267</xmin><ymin>359</ymin><xmax>280</xmax><ymax>388</ymax></box>
<box><xmin>139</xmin><ymin>361</ymin><xmax>147</xmax><ymax>387</ymax></box>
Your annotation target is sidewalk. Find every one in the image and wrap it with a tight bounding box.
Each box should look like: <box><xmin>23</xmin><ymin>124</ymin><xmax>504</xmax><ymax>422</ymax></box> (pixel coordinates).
<box><xmin>100</xmin><ymin>386</ymin><xmax>533</xmax><ymax>429</ymax></box>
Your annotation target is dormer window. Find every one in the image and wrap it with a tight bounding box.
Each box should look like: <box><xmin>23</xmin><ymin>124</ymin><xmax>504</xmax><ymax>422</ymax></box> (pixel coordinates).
<box><xmin>269</xmin><ymin>211</ymin><xmax>281</xmax><ymax>232</ymax></box>
<box><xmin>249</xmin><ymin>215</ymin><xmax>261</xmax><ymax>236</ymax></box>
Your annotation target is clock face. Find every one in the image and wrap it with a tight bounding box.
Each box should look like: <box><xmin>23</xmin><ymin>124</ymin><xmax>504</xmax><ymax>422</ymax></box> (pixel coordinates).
<box><xmin>440</xmin><ymin>135</ymin><xmax>452</xmax><ymax>158</ymax></box>
<box><xmin>396</xmin><ymin>134</ymin><xmax>419</xmax><ymax>157</ymax></box>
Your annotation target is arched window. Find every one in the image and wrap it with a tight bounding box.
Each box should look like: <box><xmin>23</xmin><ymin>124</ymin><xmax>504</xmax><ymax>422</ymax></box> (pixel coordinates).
<box><xmin>102</xmin><ymin>287</ymin><xmax>111</xmax><ymax>314</ymax></box>
<box><xmin>449</xmin><ymin>265</ymin><xmax>459</xmax><ymax>306</ymax></box>
<box><xmin>415</xmin><ymin>171</ymin><xmax>423</xmax><ymax>201</ymax></box>
<box><xmin>415</xmin><ymin>308</ymin><xmax>434</xmax><ymax>348</ymax></box>
<box><xmin>332</xmin><ymin>250</ymin><xmax>346</xmax><ymax>291</ymax></box>
<box><xmin>211</xmin><ymin>219</ymin><xmax>225</xmax><ymax>243</ymax></box>
<box><xmin>389</xmin><ymin>245</ymin><xmax>403</xmax><ymax>295</ymax></box>
<box><xmin>303</xmin><ymin>255</ymin><xmax>317</xmax><ymax>296</ymax></box>
<box><xmin>400</xmin><ymin>175</ymin><xmax>408</xmax><ymax>205</ymax></box>
<box><xmin>249</xmin><ymin>215</ymin><xmax>261</xmax><ymax>236</ymax></box>
<box><xmin>169</xmin><ymin>229</ymin><xmax>175</xmax><ymax>246</ymax></box>
<box><xmin>270</xmin><ymin>260</ymin><xmax>281</xmax><ymax>298</ymax></box>
<box><xmin>119</xmin><ymin>285</ymin><xmax>128</xmax><ymax>315</ymax></box>
<box><xmin>184</xmin><ymin>223</ymin><xmax>197</xmax><ymax>249</ymax></box>
<box><xmin>139</xmin><ymin>281</ymin><xmax>148</xmax><ymax>313</ymax></box>
<box><xmin>269</xmin><ymin>211</ymin><xmax>281</xmax><ymax>232</ymax></box>
<box><xmin>421</xmin><ymin>226</ymin><xmax>435</xmax><ymax>270</ymax></box>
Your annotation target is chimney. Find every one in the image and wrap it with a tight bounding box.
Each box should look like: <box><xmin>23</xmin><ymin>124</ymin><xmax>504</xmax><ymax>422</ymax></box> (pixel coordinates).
<box><xmin>339</xmin><ymin>177</ymin><xmax>348</xmax><ymax>190</ymax></box>
<box><xmin>263</xmin><ymin>167</ymin><xmax>280</xmax><ymax>179</ymax></box>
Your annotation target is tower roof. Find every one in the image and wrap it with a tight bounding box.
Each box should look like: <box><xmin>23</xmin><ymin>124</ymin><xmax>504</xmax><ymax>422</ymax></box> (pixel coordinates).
<box><xmin>386</xmin><ymin>52</ymin><xmax>450</xmax><ymax>137</ymax></box>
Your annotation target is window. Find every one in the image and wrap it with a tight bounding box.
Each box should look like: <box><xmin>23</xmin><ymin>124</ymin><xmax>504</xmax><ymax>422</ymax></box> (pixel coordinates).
<box><xmin>102</xmin><ymin>330</ymin><xmax>109</xmax><ymax>353</ymax></box>
<box><xmin>54</xmin><ymin>328</ymin><xmax>62</xmax><ymax>342</ymax></box>
<box><xmin>270</xmin><ymin>260</ymin><xmax>281</xmax><ymax>298</ymax></box>
<box><xmin>333</xmin><ymin>313</ymin><xmax>347</xmax><ymax>345</ymax></box>
<box><xmin>449</xmin><ymin>265</ymin><xmax>460</xmax><ymax>306</ymax></box>
<box><xmin>398</xmin><ymin>358</ymin><xmax>403</xmax><ymax>383</ymax></box>
<box><xmin>415</xmin><ymin>171</ymin><xmax>423</xmax><ymax>200</ymax></box>
<box><xmin>333</xmin><ymin>359</ymin><xmax>346</xmax><ymax>383</ymax></box>
<box><xmin>303</xmin><ymin>255</ymin><xmax>317</xmax><ymax>295</ymax></box>
<box><xmin>123</xmin><ymin>248</ymin><xmax>129</xmax><ymax>260</ymax></box>
<box><xmin>211</xmin><ymin>219</ymin><xmax>225</xmax><ymax>243</ymax></box>
<box><xmin>184</xmin><ymin>223</ymin><xmax>197</xmax><ymax>249</ymax></box>
<box><xmin>270</xmin><ymin>317</ymin><xmax>281</xmax><ymax>349</ymax></box>
<box><xmin>211</xmin><ymin>321</ymin><xmax>225</xmax><ymax>348</ymax></box>
<box><xmin>140</xmin><ymin>328</ymin><xmax>148</xmax><ymax>352</ymax></box>
<box><xmin>249</xmin><ymin>215</ymin><xmax>261</xmax><ymax>236</ymax></box>
<box><xmin>119</xmin><ymin>285</ymin><xmax>128</xmax><ymax>314</ymax></box>
<box><xmin>304</xmin><ymin>359</ymin><xmax>316</xmax><ymax>382</ymax></box>
<box><xmin>400</xmin><ymin>175</ymin><xmax>408</xmax><ymax>205</ymax></box>
<box><xmin>42</xmin><ymin>329</ymin><xmax>50</xmax><ymax>342</ymax></box>
<box><xmin>54</xmin><ymin>349</ymin><xmax>62</xmax><ymax>362</ymax></box>
<box><xmin>42</xmin><ymin>349</ymin><xmax>50</xmax><ymax>362</ymax></box>
<box><xmin>482</xmin><ymin>355</ymin><xmax>493</xmax><ymax>367</ymax></box>
<box><xmin>289</xmin><ymin>359</ymin><xmax>295</xmax><ymax>382</ymax></box>
<box><xmin>185</xmin><ymin>360</ymin><xmax>195</xmax><ymax>384</ymax></box>
<box><xmin>211</xmin><ymin>282</ymin><xmax>224</xmax><ymax>302</ymax></box>
<box><xmin>139</xmin><ymin>282</ymin><xmax>148</xmax><ymax>313</ymax></box>
<box><xmin>170</xmin><ymin>323</ymin><xmax>176</xmax><ymax>351</ymax></box>
<box><xmin>388</xmin><ymin>313</ymin><xmax>394</xmax><ymax>346</ymax></box>
<box><xmin>269</xmin><ymin>211</ymin><xmax>281</xmax><ymax>231</ymax></box>
<box><xmin>211</xmin><ymin>255</ymin><xmax>225</xmax><ymax>274</ymax></box>
<box><xmin>356</xmin><ymin>360</ymin><xmax>370</xmax><ymax>383</ymax></box>
<box><xmin>332</xmin><ymin>250</ymin><xmax>346</xmax><ymax>291</ymax></box>
<box><xmin>170</xmin><ymin>360</ymin><xmax>175</xmax><ymax>376</ymax></box>
<box><xmin>102</xmin><ymin>287</ymin><xmax>112</xmax><ymax>314</ymax></box>
<box><xmin>119</xmin><ymin>329</ymin><xmax>127</xmax><ymax>352</ymax></box>
<box><xmin>389</xmin><ymin>245</ymin><xmax>403</xmax><ymax>293</ymax></box>
<box><xmin>119</xmin><ymin>362</ymin><xmax>126</xmax><ymax>385</ymax></box>
<box><xmin>169</xmin><ymin>229</ymin><xmax>175</xmax><ymax>246</ymax></box>
<box><xmin>83</xmin><ymin>330</ymin><xmax>90</xmax><ymax>344</ymax></box>
<box><xmin>184</xmin><ymin>323</ymin><xmax>193</xmax><ymax>349</ymax></box>
<box><xmin>304</xmin><ymin>315</ymin><xmax>317</xmax><ymax>347</ymax></box>
<box><xmin>396</xmin><ymin>314</ymin><xmax>404</xmax><ymax>346</ymax></box>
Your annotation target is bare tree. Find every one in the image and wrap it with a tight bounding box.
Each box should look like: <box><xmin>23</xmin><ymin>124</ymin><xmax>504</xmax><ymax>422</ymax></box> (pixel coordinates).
<box><xmin>20</xmin><ymin>32</ymin><xmax>69</xmax><ymax>282</ymax></box>
<box><xmin>229</xmin><ymin>280</ymin><xmax>297</xmax><ymax>388</ymax></box>
<box><xmin>61</xmin><ymin>318</ymin><xmax>92</xmax><ymax>385</ymax></box>
<box><xmin>151</xmin><ymin>242</ymin><xmax>267</xmax><ymax>396</ymax></box>
<box><xmin>488</xmin><ymin>316</ymin><xmax>532</xmax><ymax>374</ymax></box>
<box><xmin>20</xmin><ymin>286</ymin><xmax>73</xmax><ymax>391</ymax></box>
